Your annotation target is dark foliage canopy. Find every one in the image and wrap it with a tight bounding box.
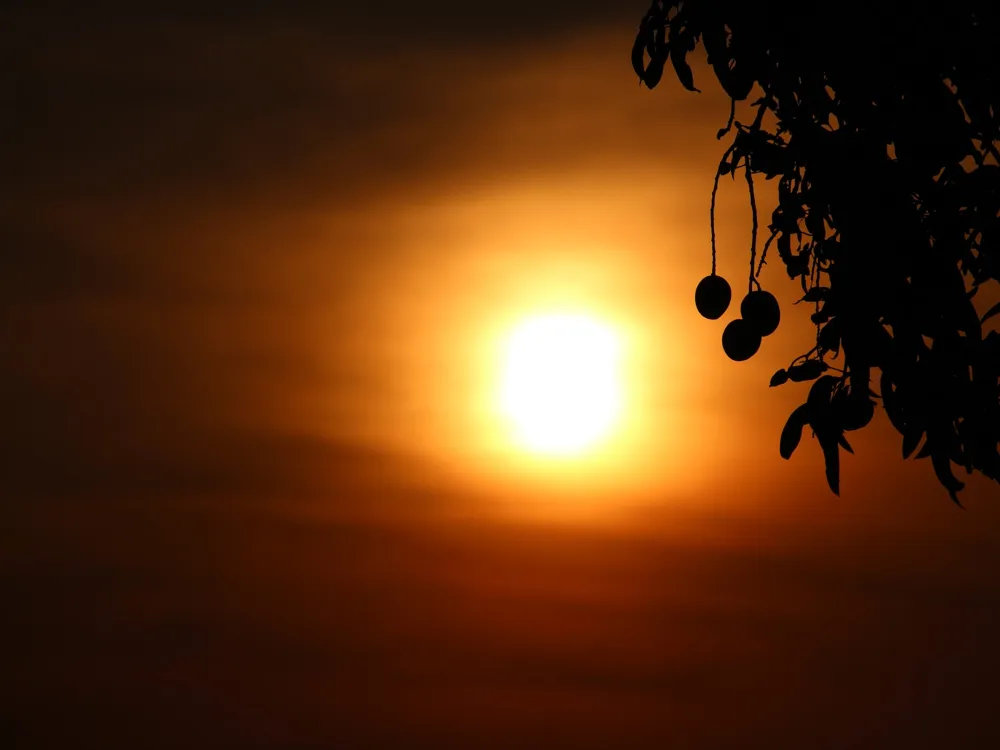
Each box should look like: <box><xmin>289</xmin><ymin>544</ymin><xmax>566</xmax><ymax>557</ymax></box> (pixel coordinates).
<box><xmin>633</xmin><ymin>1</ymin><xmax>1000</xmax><ymax>503</ymax></box>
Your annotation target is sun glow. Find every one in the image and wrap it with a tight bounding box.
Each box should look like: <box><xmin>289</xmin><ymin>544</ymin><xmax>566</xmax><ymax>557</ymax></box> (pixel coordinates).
<box><xmin>498</xmin><ymin>313</ymin><xmax>624</xmax><ymax>457</ymax></box>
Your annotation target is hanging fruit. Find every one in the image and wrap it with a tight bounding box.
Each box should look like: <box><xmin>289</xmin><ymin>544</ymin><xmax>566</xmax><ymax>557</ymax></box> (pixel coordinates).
<box><xmin>722</xmin><ymin>318</ymin><xmax>762</xmax><ymax>361</ymax></box>
<box><xmin>740</xmin><ymin>290</ymin><xmax>780</xmax><ymax>336</ymax></box>
<box><xmin>695</xmin><ymin>274</ymin><xmax>732</xmax><ymax>320</ymax></box>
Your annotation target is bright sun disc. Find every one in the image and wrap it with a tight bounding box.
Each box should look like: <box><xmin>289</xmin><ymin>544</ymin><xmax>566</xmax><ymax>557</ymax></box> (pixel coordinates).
<box><xmin>499</xmin><ymin>313</ymin><xmax>623</xmax><ymax>457</ymax></box>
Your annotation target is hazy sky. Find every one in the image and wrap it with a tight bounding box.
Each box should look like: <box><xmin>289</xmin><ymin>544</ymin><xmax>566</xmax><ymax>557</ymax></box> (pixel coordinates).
<box><xmin>4</xmin><ymin>3</ymin><xmax>1000</xmax><ymax>749</ymax></box>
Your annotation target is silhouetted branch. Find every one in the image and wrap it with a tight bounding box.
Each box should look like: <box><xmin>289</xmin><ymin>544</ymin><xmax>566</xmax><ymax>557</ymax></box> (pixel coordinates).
<box><xmin>635</xmin><ymin>0</ymin><xmax>1000</xmax><ymax>502</ymax></box>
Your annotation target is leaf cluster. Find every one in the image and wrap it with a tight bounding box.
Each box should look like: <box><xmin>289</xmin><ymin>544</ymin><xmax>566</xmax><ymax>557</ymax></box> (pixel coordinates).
<box><xmin>634</xmin><ymin>0</ymin><xmax>1000</xmax><ymax>502</ymax></box>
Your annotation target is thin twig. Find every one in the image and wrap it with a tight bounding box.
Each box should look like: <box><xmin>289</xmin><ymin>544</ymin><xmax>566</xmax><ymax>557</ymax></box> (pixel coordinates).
<box><xmin>751</xmin><ymin>94</ymin><xmax>771</xmax><ymax>132</ymax></box>
<box><xmin>745</xmin><ymin>156</ymin><xmax>759</xmax><ymax>292</ymax></box>
<box><xmin>711</xmin><ymin>143</ymin><xmax>738</xmax><ymax>276</ymax></box>
<box><xmin>717</xmin><ymin>97</ymin><xmax>736</xmax><ymax>140</ymax></box>
<box><xmin>756</xmin><ymin>229</ymin><xmax>778</xmax><ymax>277</ymax></box>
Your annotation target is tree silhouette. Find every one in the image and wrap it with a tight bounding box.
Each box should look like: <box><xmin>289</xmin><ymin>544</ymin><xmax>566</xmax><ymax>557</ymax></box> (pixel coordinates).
<box><xmin>633</xmin><ymin>1</ymin><xmax>1000</xmax><ymax>504</ymax></box>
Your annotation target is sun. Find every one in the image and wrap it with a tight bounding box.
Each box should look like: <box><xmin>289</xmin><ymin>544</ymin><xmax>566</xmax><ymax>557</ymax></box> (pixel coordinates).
<box><xmin>498</xmin><ymin>313</ymin><xmax>624</xmax><ymax>457</ymax></box>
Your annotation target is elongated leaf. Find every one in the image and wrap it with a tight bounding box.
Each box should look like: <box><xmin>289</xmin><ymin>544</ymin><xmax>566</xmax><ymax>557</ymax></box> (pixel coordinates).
<box><xmin>717</xmin><ymin>61</ymin><xmax>754</xmax><ymax>100</ymax></box>
<box><xmin>670</xmin><ymin>45</ymin><xmax>699</xmax><ymax>92</ymax></box>
<box><xmin>701</xmin><ymin>22</ymin><xmax>727</xmax><ymax>64</ymax></box>
<box><xmin>769</xmin><ymin>369</ymin><xmax>789</xmax><ymax>387</ymax></box>
<box><xmin>954</xmin><ymin>297</ymin><xmax>983</xmax><ymax>338</ymax></box>
<box><xmin>816</xmin><ymin>426</ymin><xmax>841</xmax><ymax>495</ymax></box>
<box><xmin>838</xmin><ymin>433</ymin><xmax>854</xmax><ymax>454</ymax></box>
<box><xmin>982</xmin><ymin>300</ymin><xmax>1000</xmax><ymax>324</ymax></box>
<box><xmin>807</xmin><ymin>375</ymin><xmax>838</xmax><ymax>409</ymax></box>
<box><xmin>777</xmin><ymin>232</ymin><xmax>791</xmax><ymax>262</ymax></box>
<box><xmin>818</xmin><ymin>321</ymin><xmax>842</xmax><ymax>355</ymax></box>
<box><xmin>950</xmin><ymin>438</ymin><xmax>972</xmax><ymax>474</ymax></box>
<box><xmin>788</xmin><ymin>360</ymin><xmax>828</xmax><ymax>382</ymax></box>
<box><xmin>643</xmin><ymin>57</ymin><xmax>664</xmax><ymax>89</ymax></box>
<box><xmin>800</xmin><ymin>286</ymin><xmax>829</xmax><ymax>303</ymax></box>
<box><xmin>805</xmin><ymin>210</ymin><xmax>826</xmax><ymax>241</ymax></box>
<box><xmin>932</xmin><ymin>451</ymin><xmax>965</xmax><ymax>507</ymax></box>
<box><xmin>902</xmin><ymin>427</ymin><xmax>923</xmax><ymax>459</ymax></box>
<box><xmin>881</xmin><ymin>371</ymin><xmax>906</xmax><ymax>432</ymax></box>
<box><xmin>779</xmin><ymin>404</ymin><xmax>811</xmax><ymax>459</ymax></box>
<box><xmin>631</xmin><ymin>34</ymin><xmax>647</xmax><ymax>81</ymax></box>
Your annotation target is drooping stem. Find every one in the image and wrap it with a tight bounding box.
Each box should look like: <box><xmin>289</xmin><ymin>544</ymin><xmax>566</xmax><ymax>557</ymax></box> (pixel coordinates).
<box><xmin>745</xmin><ymin>156</ymin><xmax>760</xmax><ymax>292</ymax></box>
<box><xmin>757</xmin><ymin>229</ymin><xmax>778</xmax><ymax>277</ymax></box>
<box><xmin>717</xmin><ymin>97</ymin><xmax>736</xmax><ymax>140</ymax></box>
<box><xmin>711</xmin><ymin>143</ymin><xmax>738</xmax><ymax>276</ymax></box>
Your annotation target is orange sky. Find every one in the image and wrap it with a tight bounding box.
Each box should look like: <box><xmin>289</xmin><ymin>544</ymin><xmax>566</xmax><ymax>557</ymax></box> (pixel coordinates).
<box><xmin>3</xmin><ymin>4</ymin><xmax>1000</xmax><ymax>748</ymax></box>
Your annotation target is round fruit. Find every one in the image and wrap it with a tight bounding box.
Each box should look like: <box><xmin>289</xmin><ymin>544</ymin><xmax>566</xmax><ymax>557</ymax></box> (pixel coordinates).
<box><xmin>695</xmin><ymin>274</ymin><xmax>732</xmax><ymax>320</ymax></box>
<box><xmin>740</xmin><ymin>290</ymin><xmax>781</xmax><ymax>336</ymax></box>
<box><xmin>722</xmin><ymin>318</ymin><xmax>762</xmax><ymax>361</ymax></box>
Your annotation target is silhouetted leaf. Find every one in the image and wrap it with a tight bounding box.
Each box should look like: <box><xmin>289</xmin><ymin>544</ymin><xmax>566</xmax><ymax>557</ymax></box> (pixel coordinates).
<box><xmin>814</xmin><ymin>421</ymin><xmax>841</xmax><ymax>495</ymax></box>
<box><xmin>777</xmin><ymin>232</ymin><xmax>792</xmax><ymax>262</ymax></box>
<box><xmin>811</xmin><ymin>306</ymin><xmax>833</xmax><ymax>325</ymax></box>
<box><xmin>902</xmin><ymin>426</ymin><xmax>924</xmax><ymax>459</ymax></box>
<box><xmin>805</xmin><ymin>210</ymin><xmax>826</xmax><ymax>241</ymax></box>
<box><xmin>779</xmin><ymin>404</ymin><xmax>810</xmax><ymax>459</ymax></box>
<box><xmin>643</xmin><ymin>57</ymin><xmax>665</xmax><ymax>89</ymax></box>
<box><xmin>670</xmin><ymin>45</ymin><xmax>699</xmax><ymax>92</ymax></box>
<box><xmin>818</xmin><ymin>318</ymin><xmax>841</xmax><ymax>353</ymax></box>
<box><xmin>630</xmin><ymin>34</ymin><xmax>647</xmax><ymax>81</ymax></box>
<box><xmin>717</xmin><ymin>61</ymin><xmax>754</xmax><ymax>100</ymax></box>
<box><xmin>835</xmin><ymin>391</ymin><xmax>875</xmax><ymax>431</ymax></box>
<box><xmin>787</xmin><ymin>360</ymin><xmax>828</xmax><ymax>382</ymax></box>
<box><xmin>769</xmin><ymin>369</ymin><xmax>789</xmax><ymax>387</ymax></box>
<box><xmin>838</xmin><ymin>433</ymin><xmax>854</xmax><ymax>454</ymax></box>
<box><xmin>751</xmin><ymin>141</ymin><xmax>790</xmax><ymax>178</ymax></box>
<box><xmin>982</xmin><ymin>300</ymin><xmax>1000</xmax><ymax>325</ymax></box>
<box><xmin>785</xmin><ymin>251</ymin><xmax>810</xmax><ymax>279</ymax></box>
<box><xmin>807</xmin><ymin>375</ymin><xmax>839</xmax><ymax>411</ymax></box>
<box><xmin>943</xmin><ymin>294</ymin><xmax>983</xmax><ymax>338</ymax></box>
<box><xmin>800</xmin><ymin>286</ymin><xmax>829</xmax><ymax>303</ymax></box>
<box><xmin>701</xmin><ymin>21</ymin><xmax>729</xmax><ymax>76</ymax></box>
<box><xmin>932</xmin><ymin>451</ymin><xmax>965</xmax><ymax>507</ymax></box>
<box><xmin>880</xmin><ymin>372</ymin><xmax>904</xmax><ymax>431</ymax></box>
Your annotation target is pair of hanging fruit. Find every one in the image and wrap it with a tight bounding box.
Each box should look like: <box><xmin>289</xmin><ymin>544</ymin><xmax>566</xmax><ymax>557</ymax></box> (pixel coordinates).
<box><xmin>696</xmin><ymin>274</ymin><xmax>780</xmax><ymax>361</ymax></box>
